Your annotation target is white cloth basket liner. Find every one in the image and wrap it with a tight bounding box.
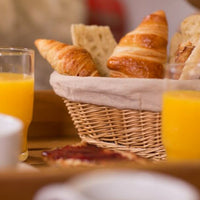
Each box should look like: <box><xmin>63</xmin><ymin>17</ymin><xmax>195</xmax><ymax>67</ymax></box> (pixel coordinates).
<box><xmin>50</xmin><ymin>71</ymin><xmax>200</xmax><ymax>112</ymax></box>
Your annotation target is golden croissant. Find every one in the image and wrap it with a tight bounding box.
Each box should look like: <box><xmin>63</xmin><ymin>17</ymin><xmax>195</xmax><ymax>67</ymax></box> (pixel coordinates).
<box><xmin>107</xmin><ymin>10</ymin><xmax>168</xmax><ymax>78</ymax></box>
<box><xmin>35</xmin><ymin>39</ymin><xmax>100</xmax><ymax>76</ymax></box>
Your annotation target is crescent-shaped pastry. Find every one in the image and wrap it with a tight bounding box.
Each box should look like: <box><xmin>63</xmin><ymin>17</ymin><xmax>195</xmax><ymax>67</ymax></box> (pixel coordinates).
<box><xmin>35</xmin><ymin>39</ymin><xmax>99</xmax><ymax>77</ymax></box>
<box><xmin>107</xmin><ymin>10</ymin><xmax>168</xmax><ymax>78</ymax></box>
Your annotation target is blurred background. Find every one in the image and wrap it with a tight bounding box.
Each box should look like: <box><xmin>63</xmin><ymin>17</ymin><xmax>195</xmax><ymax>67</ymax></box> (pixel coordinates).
<box><xmin>0</xmin><ymin>0</ymin><xmax>197</xmax><ymax>89</ymax></box>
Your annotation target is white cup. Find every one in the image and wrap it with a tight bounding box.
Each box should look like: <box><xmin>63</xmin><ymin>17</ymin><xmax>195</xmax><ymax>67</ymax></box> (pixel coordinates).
<box><xmin>34</xmin><ymin>170</ymin><xmax>199</xmax><ymax>200</ymax></box>
<box><xmin>0</xmin><ymin>113</ymin><xmax>23</xmax><ymax>168</ymax></box>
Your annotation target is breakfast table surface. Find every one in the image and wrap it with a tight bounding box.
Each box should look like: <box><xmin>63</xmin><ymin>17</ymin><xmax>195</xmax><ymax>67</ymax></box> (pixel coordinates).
<box><xmin>25</xmin><ymin>136</ymin><xmax>200</xmax><ymax>200</ymax></box>
<box><xmin>1</xmin><ymin>90</ymin><xmax>200</xmax><ymax>200</ymax></box>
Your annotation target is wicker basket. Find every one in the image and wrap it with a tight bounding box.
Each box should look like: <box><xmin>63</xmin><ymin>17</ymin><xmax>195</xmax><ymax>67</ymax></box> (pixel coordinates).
<box><xmin>64</xmin><ymin>99</ymin><xmax>166</xmax><ymax>161</ymax></box>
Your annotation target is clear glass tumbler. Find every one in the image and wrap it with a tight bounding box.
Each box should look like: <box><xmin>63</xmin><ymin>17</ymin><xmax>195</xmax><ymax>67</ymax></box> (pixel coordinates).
<box><xmin>0</xmin><ymin>48</ymin><xmax>34</xmax><ymax>161</ymax></box>
<box><xmin>162</xmin><ymin>63</ymin><xmax>200</xmax><ymax>161</ymax></box>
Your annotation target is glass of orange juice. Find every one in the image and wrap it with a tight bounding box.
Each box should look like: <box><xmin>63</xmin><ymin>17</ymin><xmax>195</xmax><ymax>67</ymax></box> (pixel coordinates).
<box><xmin>0</xmin><ymin>47</ymin><xmax>34</xmax><ymax>161</ymax></box>
<box><xmin>162</xmin><ymin>63</ymin><xmax>200</xmax><ymax>161</ymax></box>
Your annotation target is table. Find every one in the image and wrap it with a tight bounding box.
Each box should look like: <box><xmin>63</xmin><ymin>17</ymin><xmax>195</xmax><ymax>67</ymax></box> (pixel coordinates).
<box><xmin>1</xmin><ymin>90</ymin><xmax>200</xmax><ymax>200</ymax></box>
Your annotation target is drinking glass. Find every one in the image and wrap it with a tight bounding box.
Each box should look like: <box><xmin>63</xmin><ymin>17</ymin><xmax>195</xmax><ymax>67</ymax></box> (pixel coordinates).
<box><xmin>0</xmin><ymin>47</ymin><xmax>34</xmax><ymax>161</ymax></box>
<box><xmin>162</xmin><ymin>63</ymin><xmax>200</xmax><ymax>161</ymax></box>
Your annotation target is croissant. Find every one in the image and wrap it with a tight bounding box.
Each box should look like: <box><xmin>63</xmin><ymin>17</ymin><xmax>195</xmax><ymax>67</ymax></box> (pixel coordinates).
<box><xmin>35</xmin><ymin>39</ymin><xmax>100</xmax><ymax>76</ymax></box>
<box><xmin>107</xmin><ymin>10</ymin><xmax>168</xmax><ymax>78</ymax></box>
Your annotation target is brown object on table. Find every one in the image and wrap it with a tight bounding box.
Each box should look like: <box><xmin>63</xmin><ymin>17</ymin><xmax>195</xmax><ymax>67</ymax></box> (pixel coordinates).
<box><xmin>35</xmin><ymin>39</ymin><xmax>100</xmax><ymax>77</ymax></box>
<box><xmin>107</xmin><ymin>10</ymin><xmax>168</xmax><ymax>78</ymax></box>
<box><xmin>42</xmin><ymin>142</ymin><xmax>146</xmax><ymax>167</ymax></box>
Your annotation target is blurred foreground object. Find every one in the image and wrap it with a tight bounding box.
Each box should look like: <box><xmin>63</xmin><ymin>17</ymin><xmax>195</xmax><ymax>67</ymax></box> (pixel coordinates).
<box><xmin>0</xmin><ymin>114</ymin><xmax>22</xmax><ymax>169</ymax></box>
<box><xmin>34</xmin><ymin>170</ymin><xmax>199</xmax><ymax>200</ymax></box>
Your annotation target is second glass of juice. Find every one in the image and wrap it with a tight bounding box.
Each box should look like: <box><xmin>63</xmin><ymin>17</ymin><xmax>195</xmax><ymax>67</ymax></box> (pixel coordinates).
<box><xmin>162</xmin><ymin>63</ymin><xmax>200</xmax><ymax>161</ymax></box>
<box><xmin>0</xmin><ymin>48</ymin><xmax>34</xmax><ymax>161</ymax></box>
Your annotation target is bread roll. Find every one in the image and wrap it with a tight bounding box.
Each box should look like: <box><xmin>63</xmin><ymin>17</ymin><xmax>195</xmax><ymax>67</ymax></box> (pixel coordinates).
<box><xmin>170</xmin><ymin>14</ymin><xmax>200</xmax><ymax>79</ymax></box>
<box><xmin>107</xmin><ymin>10</ymin><xmax>168</xmax><ymax>78</ymax></box>
<box><xmin>180</xmin><ymin>39</ymin><xmax>200</xmax><ymax>80</ymax></box>
<box><xmin>170</xmin><ymin>41</ymin><xmax>195</xmax><ymax>79</ymax></box>
<box><xmin>169</xmin><ymin>32</ymin><xmax>183</xmax><ymax>63</ymax></box>
<box><xmin>181</xmin><ymin>14</ymin><xmax>200</xmax><ymax>39</ymax></box>
<box><xmin>170</xmin><ymin>14</ymin><xmax>200</xmax><ymax>64</ymax></box>
<box><xmin>71</xmin><ymin>24</ymin><xmax>116</xmax><ymax>77</ymax></box>
<box><xmin>35</xmin><ymin>39</ymin><xmax>99</xmax><ymax>77</ymax></box>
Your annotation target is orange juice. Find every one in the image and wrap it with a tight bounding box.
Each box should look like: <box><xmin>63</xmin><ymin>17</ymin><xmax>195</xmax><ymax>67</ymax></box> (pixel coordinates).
<box><xmin>162</xmin><ymin>90</ymin><xmax>200</xmax><ymax>160</ymax></box>
<box><xmin>0</xmin><ymin>73</ymin><xmax>34</xmax><ymax>160</ymax></box>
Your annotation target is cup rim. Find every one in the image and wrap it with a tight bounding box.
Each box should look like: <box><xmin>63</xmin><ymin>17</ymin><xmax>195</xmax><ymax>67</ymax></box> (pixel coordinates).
<box><xmin>0</xmin><ymin>47</ymin><xmax>34</xmax><ymax>56</ymax></box>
